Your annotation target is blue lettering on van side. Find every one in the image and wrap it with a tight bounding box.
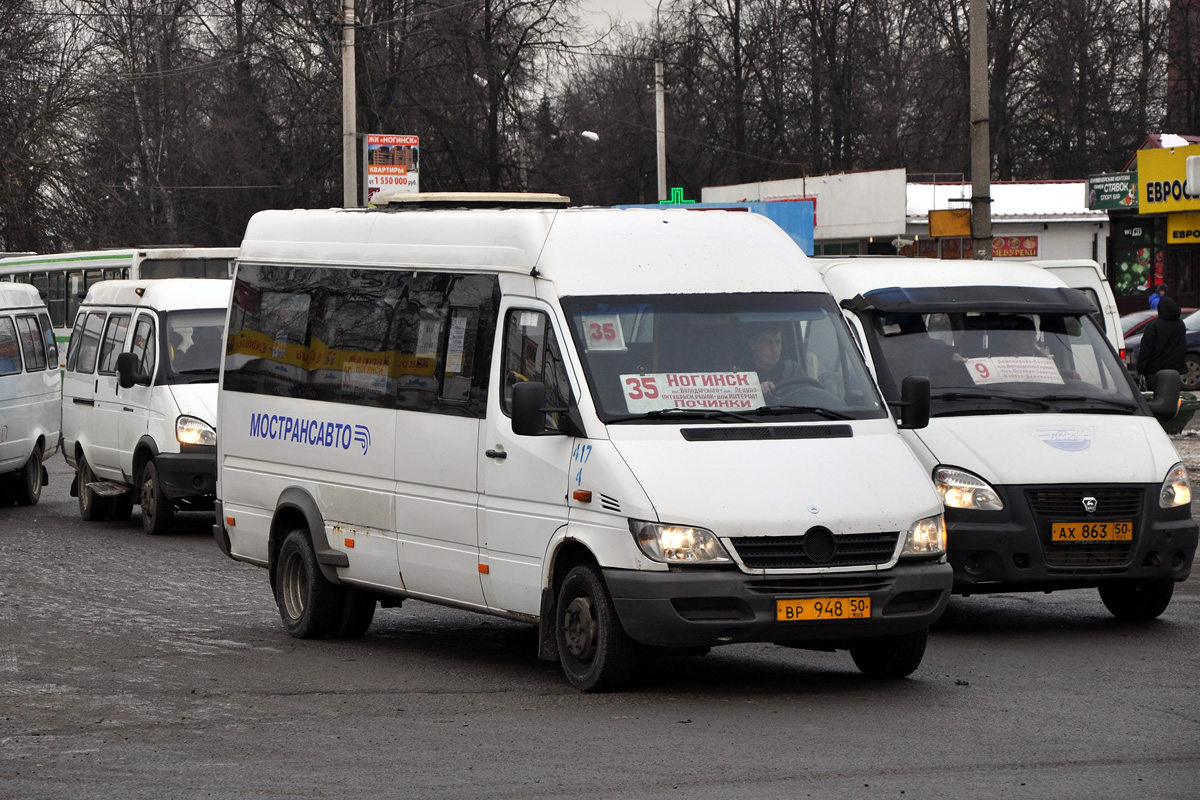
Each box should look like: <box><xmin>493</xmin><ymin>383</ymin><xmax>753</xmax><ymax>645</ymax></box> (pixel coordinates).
<box><xmin>248</xmin><ymin>412</ymin><xmax>370</xmax><ymax>455</ymax></box>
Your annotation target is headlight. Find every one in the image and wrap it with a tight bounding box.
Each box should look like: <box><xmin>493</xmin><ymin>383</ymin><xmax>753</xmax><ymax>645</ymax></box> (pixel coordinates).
<box><xmin>902</xmin><ymin>514</ymin><xmax>946</xmax><ymax>557</ymax></box>
<box><xmin>177</xmin><ymin>415</ymin><xmax>217</xmax><ymax>446</ymax></box>
<box><xmin>1160</xmin><ymin>462</ymin><xmax>1191</xmax><ymax>508</ymax></box>
<box><xmin>934</xmin><ymin>466</ymin><xmax>1004</xmax><ymax>511</ymax></box>
<box><xmin>630</xmin><ymin>520</ymin><xmax>731</xmax><ymax>564</ymax></box>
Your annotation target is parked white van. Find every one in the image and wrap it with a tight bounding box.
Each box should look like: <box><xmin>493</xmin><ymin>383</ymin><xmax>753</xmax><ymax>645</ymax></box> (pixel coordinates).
<box><xmin>818</xmin><ymin>257</ymin><xmax>1198</xmax><ymax>619</ymax></box>
<box><xmin>63</xmin><ymin>279</ymin><xmax>231</xmax><ymax>533</ymax></box>
<box><xmin>0</xmin><ymin>283</ymin><xmax>59</xmax><ymax>505</ymax></box>
<box><xmin>1028</xmin><ymin>259</ymin><xmax>1125</xmax><ymax>358</ymax></box>
<box><xmin>214</xmin><ymin>200</ymin><xmax>954</xmax><ymax>691</ymax></box>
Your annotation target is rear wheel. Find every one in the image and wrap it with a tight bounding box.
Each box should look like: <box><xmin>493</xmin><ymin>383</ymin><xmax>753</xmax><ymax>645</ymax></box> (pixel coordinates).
<box><xmin>1182</xmin><ymin>354</ymin><xmax>1200</xmax><ymax>391</ymax></box>
<box><xmin>275</xmin><ymin>529</ymin><xmax>342</xmax><ymax>638</ymax></box>
<box><xmin>77</xmin><ymin>454</ymin><xmax>111</xmax><ymax>521</ymax></box>
<box><xmin>849</xmin><ymin>629</ymin><xmax>928</xmax><ymax>678</ymax></box>
<box><xmin>1099</xmin><ymin>579</ymin><xmax>1175</xmax><ymax>620</ymax></box>
<box><xmin>139</xmin><ymin>459</ymin><xmax>175</xmax><ymax>535</ymax></box>
<box><xmin>13</xmin><ymin>446</ymin><xmax>43</xmax><ymax>506</ymax></box>
<box><xmin>555</xmin><ymin>564</ymin><xmax>634</xmax><ymax>692</ymax></box>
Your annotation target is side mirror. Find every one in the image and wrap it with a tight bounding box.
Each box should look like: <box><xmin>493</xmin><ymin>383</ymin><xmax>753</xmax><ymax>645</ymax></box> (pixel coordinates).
<box><xmin>511</xmin><ymin>381</ymin><xmax>548</xmax><ymax>436</ymax></box>
<box><xmin>898</xmin><ymin>375</ymin><xmax>931</xmax><ymax>430</ymax></box>
<box><xmin>116</xmin><ymin>352</ymin><xmax>149</xmax><ymax>389</ymax></box>
<box><xmin>1147</xmin><ymin>369</ymin><xmax>1182</xmax><ymax>423</ymax></box>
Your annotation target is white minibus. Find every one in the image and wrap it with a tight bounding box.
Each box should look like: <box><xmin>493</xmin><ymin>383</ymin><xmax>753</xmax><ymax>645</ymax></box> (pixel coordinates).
<box><xmin>63</xmin><ymin>279</ymin><xmax>230</xmax><ymax>533</ymax></box>
<box><xmin>214</xmin><ymin>200</ymin><xmax>953</xmax><ymax>691</ymax></box>
<box><xmin>0</xmin><ymin>283</ymin><xmax>59</xmax><ymax>505</ymax></box>
<box><xmin>819</xmin><ymin>257</ymin><xmax>1198</xmax><ymax>619</ymax></box>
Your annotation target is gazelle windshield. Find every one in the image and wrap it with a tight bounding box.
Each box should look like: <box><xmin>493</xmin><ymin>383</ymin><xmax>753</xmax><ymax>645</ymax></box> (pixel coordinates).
<box><xmin>861</xmin><ymin>307</ymin><xmax>1141</xmax><ymax>415</ymax></box>
<box><xmin>563</xmin><ymin>293</ymin><xmax>886</xmax><ymax>422</ymax></box>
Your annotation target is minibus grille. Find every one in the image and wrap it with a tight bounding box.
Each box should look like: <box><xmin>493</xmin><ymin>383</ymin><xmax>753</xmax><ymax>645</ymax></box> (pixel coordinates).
<box><xmin>1026</xmin><ymin>488</ymin><xmax>1143</xmax><ymax>518</ymax></box>
<box><xmin>1026</xmin><ymin>487</ymin><xmax>1143</xmax><ymax>568</ymax></box>
<box><xmin>728</xmin><ymin>532</ymin><xmax>899</xmax><ymax>569</ymax></box>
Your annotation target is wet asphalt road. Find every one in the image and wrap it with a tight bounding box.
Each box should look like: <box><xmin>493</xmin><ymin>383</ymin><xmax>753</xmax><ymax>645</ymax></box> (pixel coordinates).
<box><xmin>1</xmin><ymin>456</ymin><xmax>1198</xmax><ymax>799</ymax></box>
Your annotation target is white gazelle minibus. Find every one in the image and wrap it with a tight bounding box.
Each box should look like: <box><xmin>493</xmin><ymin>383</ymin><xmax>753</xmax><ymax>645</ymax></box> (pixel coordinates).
<box><xmin>818</xmin><ymin>257</ymin><xmax>1198</xmax><ymax>620</ymax></box>
<box><xmin>214</xmin><ymin>198</ymin><xmax>953</xmax><ymax>691</ymax></box>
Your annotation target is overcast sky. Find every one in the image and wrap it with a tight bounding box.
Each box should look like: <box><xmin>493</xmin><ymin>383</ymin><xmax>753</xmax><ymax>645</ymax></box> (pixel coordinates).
<box><xmin>579</xmin><ymin>0</ymin><xmax>662</xmax><ymax>31</ymax></box>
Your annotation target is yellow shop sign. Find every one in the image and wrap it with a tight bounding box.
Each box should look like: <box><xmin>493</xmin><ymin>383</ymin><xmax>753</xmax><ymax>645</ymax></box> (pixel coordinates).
<box><xmin>1139</xmin><ymin>145</ymin><xmax>1200</xmax><ymax>213</ymax></box>
<box><xmin>1168</xmin><ymin>212</ymin><xmax>1200</xmax><ymax>244</ymax></box>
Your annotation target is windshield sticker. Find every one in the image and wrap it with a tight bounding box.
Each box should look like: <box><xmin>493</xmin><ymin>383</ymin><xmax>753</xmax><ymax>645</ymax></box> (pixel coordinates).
<box><xmin>1031</xmin><ymin>427</ymin><xmax>1094</xmax><ymax>452</ymax></box>
<box><xmin>966</xmin><ymin>357</ymin><xmax>1064</xmax><ymax>385</ymax></box>
<box><xmin>580</xmin><ymin>314</ymin><xmax>627</xmax><ymax>352</ymax></box>
<box><xmin>619</xmin><ymin>372</ymin><xmax>765</xmax><ymax>412</ymax></box>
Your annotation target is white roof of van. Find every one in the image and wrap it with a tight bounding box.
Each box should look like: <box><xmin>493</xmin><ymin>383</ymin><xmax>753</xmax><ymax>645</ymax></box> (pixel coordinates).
<box><xmin>81</xmin><ymin>279</ymin><xmax>232</xmax><ymax>310</ymax></box>
<box><xmin>816</xmin><ymin>256</ymin><xmax>1069</xmax><ymax>301</ymax></box>
<box><xmin>239</xmin><ymin>206</ymin><xmax>825</xmax><ymax>295</ymax></box>
<box><xmin>0</xmin><ymin>282</ymin><xmax>46</xmax><ymax>311</ymax></box>
<box><xmin>0</xmin><ymin>247</ymin><xmax>237</xmax><ymax>269</ymax></box>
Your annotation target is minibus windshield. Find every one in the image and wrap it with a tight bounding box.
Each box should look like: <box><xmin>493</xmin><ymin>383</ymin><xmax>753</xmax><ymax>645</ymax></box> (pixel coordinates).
<box><xmin>862</xmin><ymin>309</ymin><xmax>1141</xmax><ymax>416</ymax></box>
<box><xmin>563</xmin><ymin>293</ymin><xmax>887</xmax><ymax>423</ymax></box>
<box><xmin>165</xmin><ymin>308</ymin><xmax>225</xmax><ymax>383</ymax></box>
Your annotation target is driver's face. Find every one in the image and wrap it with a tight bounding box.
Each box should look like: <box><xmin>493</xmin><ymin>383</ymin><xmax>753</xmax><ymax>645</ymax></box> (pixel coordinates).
<box><xmin>750</xmin><ymin>331</ymin><xmax>783</xmax><ymax>369</ymax></box>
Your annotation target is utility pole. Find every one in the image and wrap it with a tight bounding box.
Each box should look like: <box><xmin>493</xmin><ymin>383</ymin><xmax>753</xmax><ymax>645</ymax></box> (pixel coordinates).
<box><xmin>969</xmin><ymin>0</ymin><xmax>991</xmax><ymax>259</ymax></box>
<box><xmin>655</xmin><ymin>60</ymin><xmax>667</xmax><ymax>202</ymax></box>
<box><xmin>342</xmin><ymin>0</ymin><xmax>357</xmax><ymax>208</ymax></box>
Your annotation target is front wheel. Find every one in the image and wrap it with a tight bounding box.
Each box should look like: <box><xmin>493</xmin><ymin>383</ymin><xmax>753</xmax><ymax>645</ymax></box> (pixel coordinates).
<box><xmin>849</xmin><ymin>629</ymin><xmax>928</xmax><ymax>678</ymax></box>
<box><xmin>1099</xmin><ymin>579</ymin><xmax>1175</xmax><ymax>620</ymax></box>
<box><xmin>333</xmin><ymin>588</ymin><xmax>377</xmax><ymax>638</ymax></box>
<box><xmin>275</xmin><ymin>529</ymin><xmax>342</xmax><ymax>638</ymax></box>
<box><xmin>139</xmin><ymin>460</ymin><xmax>175</xmax><ymax>535</ymax></box>
<box><xmin>13</xmin><ymin>446</ymin><xmax>43</xmax><ymax>506</ymax></box>
<box><xmin>555</xmin><ymin>564</ymin><xmax>634</xmax><ymax>692</ymax></box>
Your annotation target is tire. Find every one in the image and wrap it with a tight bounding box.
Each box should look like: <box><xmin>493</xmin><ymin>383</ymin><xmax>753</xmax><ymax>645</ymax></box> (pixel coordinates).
<box><xmin>139</xmin><ymin>459</ymin><xmax>175</xmax><ymax>535</ymax></box>
<box><xmin>274</xmin><ymin>529</ymin><xmax>342</xmax><ymax>639</ymax></box>
<box><xmin>77</xmin><ymin>454</ymin><xmax>111</xmax><ymax>521</ymax></box>
<box><xmin>13</xmin><ymin>446</ymin><xmax>43</xmax><ymax>506</ymax></box>
<box><xmin>555</xmin><ymin>564</ymin><xmax>634</xmax><ymax>692</ymax></box>
<box><xmin>1099</xmin><ymin>579</ymin><xmax>1175</xmax><ymax>620</ymax></box>
<box><xmin>332</xmin><ymin>588</ymin><xmax>377</xmax><ymax>638</ymax></box>
<box><xmin>1183</xmin><ymin>355</ymin><xmax>1200</xmax><ymax>392</ymax></box>
<box><xmin>109</xmin><ymin>493</ymin><xmax>134</xmax><ymax>521</ymax></box>
<box><xmin>849</xmin><ymin>629</ymin><xmax>928</xmax><ymax>679</ymax></box>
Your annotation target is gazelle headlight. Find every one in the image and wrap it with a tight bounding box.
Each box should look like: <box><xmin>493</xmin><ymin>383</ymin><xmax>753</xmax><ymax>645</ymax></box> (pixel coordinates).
<box><xmin>934</xmin><ymin>466</ymin><xmax>1004</xmax><ymax>511</ymax></box>
<box><xmin>177</xmin><ymin>415</ymin><xmax>217</xmax><ymax>446</ymax></box>
<box><xmin>902</xmin><ymin>514</ymin><xmax>946</xmax><ymax>557</ymax></box>
<box><xmin>630</xmin><ymin>520</ymin><xmax>731</xmax><ymax>564</ymax></box>
<box><xmin>1160</xmin><ymin>462</ymin><xmax>1191</xmax><ymax>508</ymax></box>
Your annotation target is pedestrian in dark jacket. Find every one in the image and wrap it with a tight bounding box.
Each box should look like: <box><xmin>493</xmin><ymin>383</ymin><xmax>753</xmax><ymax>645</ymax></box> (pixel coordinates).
<box><xmin>1138</xmin><ymin>296</ymin><xmax>1187</xmax><ymax>385</ymax></box>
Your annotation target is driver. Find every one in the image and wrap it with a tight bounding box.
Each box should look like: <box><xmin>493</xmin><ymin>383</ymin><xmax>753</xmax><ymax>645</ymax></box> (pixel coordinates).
<box><xmin>746</xmin><ymin>323</ymin><xmax>804</xmax><ymax>400</ymax></box>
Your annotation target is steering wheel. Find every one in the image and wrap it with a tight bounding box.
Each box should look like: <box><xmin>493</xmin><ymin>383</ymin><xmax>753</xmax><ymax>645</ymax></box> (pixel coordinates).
<box><xmin>769</xmin><ymin>377</ymin><xmax>825</xmax><ymax>393</ymax></box>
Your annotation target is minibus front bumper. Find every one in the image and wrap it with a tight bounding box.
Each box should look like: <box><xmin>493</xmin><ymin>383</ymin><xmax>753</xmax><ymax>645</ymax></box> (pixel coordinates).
<box><xmin>156</xmin><ymin>447</ymin><xmax>217</xmax><ymax>500</ymax></box>
<box><xmin>603</xmin><ymin>562</ymin><xmax>953</xmax><ymax>648</ymax></box>
<box><xmin>946</xmin><ymin>483</ymin><xmax>1199</xmax><ymax>592</ymax></box>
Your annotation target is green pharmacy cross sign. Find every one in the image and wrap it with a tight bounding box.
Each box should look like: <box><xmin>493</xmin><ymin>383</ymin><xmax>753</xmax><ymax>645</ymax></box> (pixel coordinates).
<box><xmin>660</xmin><ymin>187</ymin><xmax>695</xmax><ymax>205</ymax></box>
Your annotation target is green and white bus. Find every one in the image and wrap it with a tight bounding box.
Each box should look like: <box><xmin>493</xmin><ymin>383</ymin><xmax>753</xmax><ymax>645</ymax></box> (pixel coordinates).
<box><xmin>0</xmin><ymin>248</ymin><xmax>235</xmax><ymax>364</ymax></box>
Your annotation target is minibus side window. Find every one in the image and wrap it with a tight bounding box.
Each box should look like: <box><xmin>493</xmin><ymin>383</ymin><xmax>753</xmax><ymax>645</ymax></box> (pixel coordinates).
<box><xmin>38</xmin><ymin>314</ymin><xmax>57</xmax><ymax>366</ymax></box>
<box><xmin>130</xmin><ymin>317</ymin><xmax>156</xmax><ymax>377</ymax></box>
<box><xmin>97</xmin><ymin>314</ymin><xmax>131</xmax><ymax>375</ymax></box>
<box><xmin>64</xmin><ymin>312</ymin><xmax>87</xmax><ymax>371</ymax></box>
<box><xmin>71</xmin><ymin>311</ymin><xmax>107</xmax><ymax>374</ymax></box>
<box><xmin>0</xmin><ymin>317</ymin><xmax>20</xmax><ymax>375</ymax></box>
<box><xmin>501</xmin><ymin>309</ymin><xmax>570</xmax><ymax>429</ymax></box>
<box><xmin>15</xmin><ymin>315</ymin><xmax>47</xmax><ymax>372</ymax></box>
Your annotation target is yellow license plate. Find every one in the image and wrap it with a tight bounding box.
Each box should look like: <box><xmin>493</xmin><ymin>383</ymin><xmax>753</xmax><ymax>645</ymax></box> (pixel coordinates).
<box><xmin>776</xmin><ymin>597</ymin><xmax>870</xmax><ymax>621</ymax></box>
<box><xmin>1051</xmin><ymin>521</ymin><xmax>1133</xmax><ymax>542</ymax></box>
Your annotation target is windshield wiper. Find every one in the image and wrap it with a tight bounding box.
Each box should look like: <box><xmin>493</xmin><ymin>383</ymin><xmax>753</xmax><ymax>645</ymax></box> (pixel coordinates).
<box><xmin>931</xmin><ymin>391</ymin><xmax>1050</xmax><ymax>411</ymax></box>
<box><xmin>606</xmin><ymin>407</ymin><xmax>759</xmax><ymax>424</ymax></box>
<box><xmin>1039</xmin><ymin>394</ymin><xmax>1139</xmax><ymax>412</ymax></box>
<box><xmin>753</xmin><ymin>404</ymin><xmax>854</xmax><ymax>421</ymax></box>
<box><xmin>176</xmin><ymin>367</ymin><xmax>221</xmax><ymax>376</ymax></box>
